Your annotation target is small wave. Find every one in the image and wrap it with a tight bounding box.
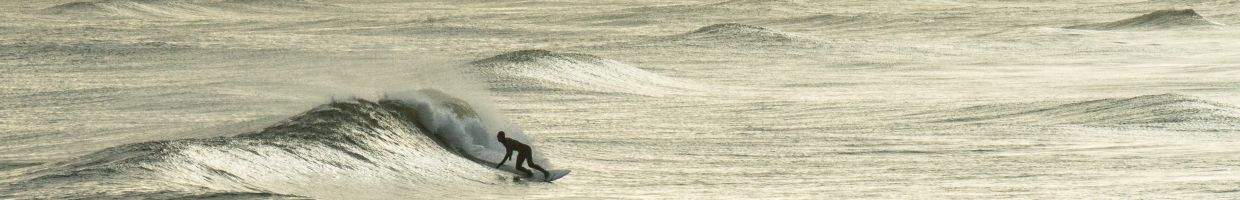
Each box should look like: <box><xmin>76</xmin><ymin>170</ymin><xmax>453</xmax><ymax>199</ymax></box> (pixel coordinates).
<box><xmin>2</xmin><ymin>90</ymin><xmax>543</xmax><ymax>199</ymax></box>
<box><xmin>219</xmin><ymin>0</ymin><xmax>333</xmax><ymax>10</ymax></box>
<box><xmin>768</xmin><ymin>14</ymin><xmax>868</xmax><ymax>27</ymax></box>
<box><xmin>630</xmin><ymin>0</ymin><xmax>814</xmax><ymax>13</ymax></box>
<box><xmin>317</xmin><ymin>24</ymin><xmax>526</xmax><ymax>37</ymax></box>
<box><xmin>0</xmin><ymin>162</ymin><xmax>41</xmax><ymax>172</ymax></box>
<box><xmin>914</xmin><ymin>94</ymin><xmax>1240</xmax><ymax>131</ymax></box>
<box><xmin>704</xmin><ymin>0</ymin><xmax>810</xmax><ymax>11</ymax></box>
<box><xmin>1</xmin><ymin>41</ymin><xmax>192</xmax><ymax>63</ymax></box>
<box><xmin>576</xmin><ymin>0</ymin><xmax>815</xmax><ymax>26</ymax></box>
<box><xmin>683</xmin><ymin>23</ymin><xmax>803</xmax><ymax>42</ymax></box>
<box><xmin>40</xmin><ymin>0</ymin><xmax>338</xmax><ymax>19</ymax></box>
<box><xmin>469</xmin><ymin>49</ymin><xmax>699</xmax><ymax>96</ymax></box>
<box><xmin>41</xmin><ymin>0</ymin><xmax>220</xmax><ymax>18</ymax></box>
<box><xmin>636</xmin><ymin>23</ymin><xmax>821</xmax><ymax>48</ymax></box>
<box><xmin>1065</xmin><ymin>9</ymin><xmax>1224</xmax><ymax>30</ymax></box>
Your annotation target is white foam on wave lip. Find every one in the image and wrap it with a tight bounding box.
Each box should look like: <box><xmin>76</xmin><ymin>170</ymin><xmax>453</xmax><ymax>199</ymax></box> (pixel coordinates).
<box><xmin>469</xmin><ymin>49</ymin><xmax>704</xmax><ymax>96</ymax></box>
<box><xmin>385</xmin><ymin>89</ymin><xmax>553</xmax><ymax>167</ymax></box>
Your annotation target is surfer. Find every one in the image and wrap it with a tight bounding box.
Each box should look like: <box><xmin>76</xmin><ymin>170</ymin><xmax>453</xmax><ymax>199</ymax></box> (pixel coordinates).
<box><xmin>495</xmin><ymin>131</ymin><xmax>551</xmax><ymax>180</ymax></box>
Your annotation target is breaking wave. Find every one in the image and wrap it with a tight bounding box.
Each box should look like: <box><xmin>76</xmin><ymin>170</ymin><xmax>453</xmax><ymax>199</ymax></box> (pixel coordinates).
<box><xmin>469</xmin><ymin>49</ymin><xmax>699</xmax><ymax>96</ymax></box>
<box><xmin>1065</xmin><ymin>9</ymin><xmax>1224</xmax><ymax>30</ymax></box>
<box><xmin>1</xmin><ymin>89</ymin><xmax>546</xmax><ymax>199</ymax></box>
<box><xmin>915</xmin><ymin>94</ymin><xmax>1240</xmax><ymax>131</ymax></box>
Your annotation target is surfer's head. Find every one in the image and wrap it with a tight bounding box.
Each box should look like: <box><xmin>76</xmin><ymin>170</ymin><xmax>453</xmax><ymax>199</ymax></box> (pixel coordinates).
<box><xmin>497</xmin><ymin>131</ymin><xmax>506</xmax><ymax>139</ymax></box>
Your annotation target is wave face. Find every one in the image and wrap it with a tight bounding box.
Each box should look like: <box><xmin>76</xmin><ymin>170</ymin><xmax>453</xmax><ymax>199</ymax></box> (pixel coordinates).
<box><xmin>1065</xmin><ymin>9</ymin><xmax>1224</xmax><ymax>30</ymax></box>
<box><xmin>469</xmin><ymin>49</ymin><xmax>697</xmax><ymax>96</ymax></box>
<box><xmin>917</xmin><ymin>94</ymin><xmax>1240</xmax><ymax>131</ymax></box>
<box><xmin>1</xmin><ymin>90</ymin><xmax>542</xmax><ymax>199</ymax></box>
<box><xmin>41</xmin><ymin>0</ymin><xmax>336</xmax><ymax>18</ymax></box>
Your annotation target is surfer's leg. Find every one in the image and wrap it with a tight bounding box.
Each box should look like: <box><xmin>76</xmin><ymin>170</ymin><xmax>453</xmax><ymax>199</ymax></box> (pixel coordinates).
<box><xmin>526</xmin><ymin>159</ymin><xmax>550</xmax><ymax>180</ymax></box>
<box><xmin>515</xmin><ymin>167</ymin><xmax>533</xmax><ymax>179</ymax></box>
<box><xmin>514</xmin><ymin>153</ymin><xmax>533</xmax><ymax>178</ymax></box>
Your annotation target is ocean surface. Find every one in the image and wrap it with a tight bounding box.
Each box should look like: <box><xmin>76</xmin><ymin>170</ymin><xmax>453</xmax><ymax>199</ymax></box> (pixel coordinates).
<box><xmin>3</xmin><ymin>0</ymin><xmax>1240</xmax><ymax>199</ymax></box>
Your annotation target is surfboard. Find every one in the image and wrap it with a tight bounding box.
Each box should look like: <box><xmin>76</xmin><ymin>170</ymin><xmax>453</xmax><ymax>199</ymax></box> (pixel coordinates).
<box><xmin>520</xmin><ymin>169</ymin><xmax>570</xmax><ymax>182</ymax></box>
<box><xmin>482</xmin><ymin>160</ymin><xmax>571</xmax><ymax>182</ymax></box>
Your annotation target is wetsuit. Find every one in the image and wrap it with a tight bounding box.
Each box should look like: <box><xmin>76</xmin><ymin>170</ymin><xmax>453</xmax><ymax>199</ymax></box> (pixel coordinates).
<box><xmin>496</xmin><ymin>137</ymin><xmax>550</xmax><ymax>180</ymax></box>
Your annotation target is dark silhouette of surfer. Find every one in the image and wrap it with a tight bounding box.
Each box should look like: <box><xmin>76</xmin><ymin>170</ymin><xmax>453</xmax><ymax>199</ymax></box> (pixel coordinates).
<box><xmin>495</xmin><ymin>131</ymin><xmax>550</xmax><ymax>180</ymax></box>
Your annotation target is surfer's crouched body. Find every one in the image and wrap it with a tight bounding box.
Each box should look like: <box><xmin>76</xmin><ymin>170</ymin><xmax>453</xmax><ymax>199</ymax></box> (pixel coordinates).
<box><xmin>495</xmin><ymin>131</ymin><xmax>550</xmax><ymax>180</ymax></box>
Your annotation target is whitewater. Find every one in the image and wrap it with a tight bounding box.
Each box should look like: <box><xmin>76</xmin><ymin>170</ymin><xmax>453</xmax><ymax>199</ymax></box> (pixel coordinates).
<box><xmin>3</xmin><ymin>0</ymin><xmax>1240</xmax><ymax>199</ymax></box>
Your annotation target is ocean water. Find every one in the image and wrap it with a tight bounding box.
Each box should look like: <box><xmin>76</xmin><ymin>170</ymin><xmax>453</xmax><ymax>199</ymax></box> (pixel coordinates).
<box><xmin>3</xmin><ymin>0</ymin><xmax>1240</xmax><ymax>199</ymax></box>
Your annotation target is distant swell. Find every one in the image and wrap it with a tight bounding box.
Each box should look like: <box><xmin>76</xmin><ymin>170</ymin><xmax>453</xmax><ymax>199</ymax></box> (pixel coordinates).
<box><xmin>1</xmin><ymin>90</ymin><xmax>543</xmax><ymax>199</ymax></box>
<box><xmin>683</xmin><ymin>23</ymin><xmax>802</xmax><ymax>42</ymax></box>
<box><xmin>1065</xmin><ymin>9</ymin><xmax>1224</xmax><ymax>30</ymax></box>
<box><xmin>704</xmin><ymin>0</ymin><xmax>810</xmax><ymax>11</ymax></box>
<box><xmin>41</xmin><ymin>0</ymin><xmax>338</xmax><ymax>18</ymax></box>
<box><xmin>469</xmin><ymin>49</ymin><xmax>699</xmax><ymax>96</ymax></box>
<box><xmin>769</xmin><ymin>14</ymin><xmax>869</xmax><ymax>27</ymax></box>
<box><xmin>657</xmin><ymin>23</ymin><xmax>819</xmax><ymax>47</ymax></box>
<box><xmin>914</xmin><ymin>94</ymin><xmax>1240</xmax><ymax>131</ymax></box>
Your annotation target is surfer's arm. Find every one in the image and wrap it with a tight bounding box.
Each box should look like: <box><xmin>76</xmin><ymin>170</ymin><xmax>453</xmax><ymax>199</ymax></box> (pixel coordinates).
<box><xmin>496</xmin><ymin>150</ymin><xmax>512</xmax><ymax>168</ymax></box>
